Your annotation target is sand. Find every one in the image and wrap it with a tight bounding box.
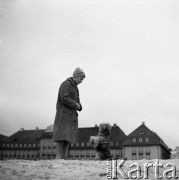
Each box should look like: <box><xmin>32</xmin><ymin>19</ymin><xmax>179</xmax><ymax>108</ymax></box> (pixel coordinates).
<box><xmin>0</xmin><ymin>159</ymin><xmax>179</xmax><ymax>180</ymax></box>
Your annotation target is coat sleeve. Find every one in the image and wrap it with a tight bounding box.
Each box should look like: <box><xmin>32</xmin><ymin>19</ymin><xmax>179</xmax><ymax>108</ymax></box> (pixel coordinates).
<box><xmin>60</xmin><ymin>81</ymin><xmax>77</xmax><ymax>109</ymax></box>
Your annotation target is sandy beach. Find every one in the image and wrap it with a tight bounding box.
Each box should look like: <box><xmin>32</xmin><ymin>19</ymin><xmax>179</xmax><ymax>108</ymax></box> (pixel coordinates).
<box><xmin>0</xmin><ymin>159</ymin><xmax>179</xmax><ymax>180</ymax></box>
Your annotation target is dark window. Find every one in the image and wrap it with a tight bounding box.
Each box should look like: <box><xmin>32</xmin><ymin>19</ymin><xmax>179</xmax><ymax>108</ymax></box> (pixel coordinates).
<box><xmin>145</xmin><ymin>137</ymin><xmax>150</xmax><ymax>142</ymax></box>
<box><xmin>139</xmin><ymin>138</ymin><xmax>143</xmax><ymax>142</ymax></box>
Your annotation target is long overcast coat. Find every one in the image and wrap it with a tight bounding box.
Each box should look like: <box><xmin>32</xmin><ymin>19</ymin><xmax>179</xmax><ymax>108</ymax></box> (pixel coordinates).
<box><xmin>52</xmin><ymin>77</ymin><xmax>82</xmax><ymax>143</ymax></box>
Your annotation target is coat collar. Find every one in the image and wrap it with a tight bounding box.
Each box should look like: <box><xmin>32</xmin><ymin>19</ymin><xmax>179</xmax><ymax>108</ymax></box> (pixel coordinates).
<box><xmin>67</xmin><ymin>77</ymin><xmax>78</xmax><ymax>90</ymax></box>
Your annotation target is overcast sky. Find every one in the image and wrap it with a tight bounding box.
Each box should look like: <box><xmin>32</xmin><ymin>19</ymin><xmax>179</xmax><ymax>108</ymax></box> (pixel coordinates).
<box><xmin>0</xmin><ymin>0</ymin><xmax>179</xmax><ymax>149</ymax></box>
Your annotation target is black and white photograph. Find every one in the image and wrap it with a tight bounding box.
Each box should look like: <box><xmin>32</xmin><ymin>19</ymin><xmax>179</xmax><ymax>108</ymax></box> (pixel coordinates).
<box><xmin>0</xmin><ymin>0</ymin><xmax>179</xmax><ymax>179</ymax></box>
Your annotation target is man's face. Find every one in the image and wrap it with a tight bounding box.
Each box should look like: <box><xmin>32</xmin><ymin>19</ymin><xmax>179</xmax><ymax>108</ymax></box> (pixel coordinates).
<box><xmin>76</xmin><ymin>76</ymin><xmax>85</xmax><ymax>85</ymax></box>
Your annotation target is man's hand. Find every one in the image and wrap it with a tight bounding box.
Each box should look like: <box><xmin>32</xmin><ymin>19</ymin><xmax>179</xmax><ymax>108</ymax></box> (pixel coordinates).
<box><xmin>75</xmin><ymin>102</ymin><xmax>81</xmax><ymax>110</ymax></box>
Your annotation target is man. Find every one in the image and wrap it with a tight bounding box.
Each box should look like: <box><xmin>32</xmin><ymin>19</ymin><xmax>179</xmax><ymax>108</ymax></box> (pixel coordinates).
<box><xmin>52</xmin><ymin>67</ymin><xmax>85</xmax><ymax>159</ymax></box>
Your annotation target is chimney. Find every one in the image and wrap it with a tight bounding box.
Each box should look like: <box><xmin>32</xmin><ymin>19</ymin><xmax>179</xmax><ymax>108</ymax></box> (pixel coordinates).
<box><xmin>142</xmin><ymin>121</ymin><xmax>145</xmax><ymax>125</ymax></box>
<box><xmin>21</xmin><ymin>128</ymin><xmax>24</xmax><ymax>132</ymax></box>
<box><xmin>35</xmin><ymin>127</ymin><xmax>39</xmax><ymax>131</ymax></box>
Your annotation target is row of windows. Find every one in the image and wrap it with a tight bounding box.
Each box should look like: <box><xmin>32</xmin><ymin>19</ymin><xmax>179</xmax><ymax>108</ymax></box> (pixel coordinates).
<box><xmin>70</xmin><ymin>142</ymin><xmax>120</xmax><ymax>147</ymax></box>
<box><xmin>2</xmin><ymin>143</ymin><xmax>40</xmax><ymax>148</ymax></box>
<box><xmin>132</xmin><ymin>154</ymin><xmax>151</xmax><ymax>160</ymax></box>
<box><xmin>41</xmin><ymin>142</ymin><xmax>57</xmax><ymax>148</ymax></box>
<box><xmin>40</xmin><ymin>152</ymin><xmax>122</xmax><ymax>158</ymax></box>
<box><xmin>3</xmin><ymin>141</ymin><xmax>120</xmax><ymax>149</ymax></box>
<box><xmin>1</xmin><ymin>150</ymin><xmax>39</xmax><ymax>156</ymax></box>
<box><xmin>69</xmin><ymin>154</ymin><xmax>122</xmax><ymax>158</ymax></box>
<box><xmin>132</xmin><ymin>151</ymin><xmax>150</xmax><ymax>155</ymax></box>
<box><xmin>0</xmin><ymin>154</ymin><xmax>39</xmax><ymax>159</ymax></box>
<box><xmin>1</xmin><ymin>154</ymin><xmax>122</xmax><ymax>160</ymax></box>
<box><xmin>41</xmin><ymin>149</ymin><xmax>56</xmax><ymax>153</ymax></box>
<box><xmin>132</xmin><ymin>137</ymin><xmax>150</xmax><ymax>143</ymax></box>
<box><xmin>41</xmin><ymin>149</ymin><xmax>122</xmax><ymax>155</ymax></box>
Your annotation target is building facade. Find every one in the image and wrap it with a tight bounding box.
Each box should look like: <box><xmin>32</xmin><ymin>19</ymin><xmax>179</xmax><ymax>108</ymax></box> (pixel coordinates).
<box><xmin>0</xmin><ymin>122</ymin><xmax>171</xmax><ymax>160</ymax></box>
<box><xmin>122</xmin><ymin>122</ymin><xmax>171</xmax><ymax>160</ymax></box>
<box><xmin>0</xmin><ymin>128</ymin><xmax>44</xmax><ymax>160</ymax></box>
<box><xmin>39</xmin><ymin>124</ymin><xmax>126</xmax><ymax>160</ymax></box>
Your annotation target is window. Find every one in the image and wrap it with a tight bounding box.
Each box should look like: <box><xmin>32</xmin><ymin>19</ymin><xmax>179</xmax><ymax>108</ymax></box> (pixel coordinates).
<box><xmin>43</xmin><ymin>142</ymin><xmax>47</xmax><ymax>148</ymax></box>
<box><xmin>139</xmin><ymin>138</ymin><xmax>143</xmax><ymax>143</ymax></box>
<box><xmin>75</xmin><ymin>151</ymin><xmax>79</xmax><ymax>157</ymax></box>
<box><xmin>11</xmin><ymin>144</ymin><xmax>14</xmax><ymax>147</ymax></box>
<box><xmin>146</xmin><ymin>147</ymin><xmax>150</xmax><ymax>159</ymax></box>
<box><xmin>81</xmin><ymin>151</ymin><xmax>85</xmax><ymax>157</ymax></box>
<box><xmin>15</xmin><ymin>144</ymin><xmax>18</xmax><ymax>147</ymax></box>
<box><xmin>115</xmin><ymin>154</ymin><xmax>119</xmax><ymax>158</ymax></box>
<box><xmin>48</xmin><ymin>149</ymin><xmax>51</xmax><ymax>154</ymax></box>
<box><xmin>53</xmin><ymin>143</ymin><xmax>57</xmax><ymax>148</ymax></box>
<box><xmin>33</xmin><ymin>144</ymin><xmax>36</xmax><ymax>147</ymax></box>
<box><xmin>146</xmin><ymin>147</ymin><xmax>150</xmax><ymax>154</ymax></box>
<box><xmin>139</xmin><ymin>147</ymin><xmax>143</xmax><ymax>154</ymax></box>
<box><xmin>7</xmin><ymin>144</ymin><xmax>9</xmax><ymax>147</ymax></box>
<box><xmin>86</xmin><ymin>153</ymin><xmax>90</xmax><ymax>157</ymax></box>
<box><xmin>133</xmin><ymin>138</ymin><xmax>136</xmax><ymax>143</ymax></box>
<box><xmin>132</xmin><ymin>149</ymin><xmax>136</xmax><ymax>155</ymax></box>
<box><xmin>48</xmin><ymin>143</ymin><xmax>51</xmax><ymax>148</ymax></box>
<box><xmin>70</xmin><ymin>151</ymin><xmax>74</xmax><ymax>158</ymax></box>
<box><xmin>24</xmin><ymin>144</ymin><xmax>27</xmax><ymax>147</ymax></box>
<box><xmin>92</xmin><ymin>153</ymin><xmax>96</xmax><ymax>157</ymax></box>
<box><xmin>86</xmin><ymin>150</ymin><xmax>90</xmax><ymax>157</ymax></box>
<box><xmin>53</xmin><ymin>148</ymin><xmax>56</xmax><ymax>154</ymax></box>
<box><xmin>20</xmin><ymin>144</ymin><xmax>22</xmax><ymax>147</ymax></box>
<box><xmin>87</xmin><ymin>143</ymin><xmax>90</xmax><ymax>147</ymax></box>
<box><xmin>28</xmin><ymin>144</ymin><xmax>31</xmax><ymax>147</ymax></box>
<box><xmin>132</xmin><ymin>148</ymin><xmax>137</xmax><ymax>160</ymax></box>
<box><xmin>71</xmin><ymin>143</ymin><xmax>73</xmax><ymax>147</ymax></box>
<box><xmin>116</xmin><ymin>142</ymin><xmax>119</xmax><ymax>146</ymax></box>
<box><xmin>110</xmin><ymin>142</ymin><xmax>113</xmax><ymax>146</ymax></box>
<box><xmin>139</xmin><ymin>148</ymin><xmax>143</xmax><ymax>160</ymax></box>
<box><xmin>81</xmin><ymin>143</ymin><xmax>85</xmax><ymax>147</ymax></box>
<box><xmin>76</xmin><ymin>143</ymin><xmax>79</xmax><ymax>147</ymax></box>
<box><xmin>145</xmin><ymin>137</ymin><xmax>149</xmax><ymax>142</ymax></box>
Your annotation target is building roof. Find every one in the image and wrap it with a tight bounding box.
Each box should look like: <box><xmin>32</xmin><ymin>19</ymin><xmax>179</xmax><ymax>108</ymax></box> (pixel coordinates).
<box><xmin>78</xmin><ymin>126</ymin><xmax>98</xmax><ymax>142</ymax></box>
<box><xmin>110</xmin><ymin>124</ymin><xmax>126</xmax><ymax>143</ymax></box>
<box><xmin>78</xmin><ymin>124</ymin><xmax>126</xmax><ymax>144</ymax></box>
<box><xmin>5</xmin><ymin>128</ymin><xmax>45</xmax><ymax>143</ymax></box>
<box><xmin>0</xmin><ymin>134</ymin><xmax>8</xmax><ymax>142</ymax></box>
<box><xmin>121</xmin><ymin>122</ymin><xmax>170</xmax><ymax>152</ymax></box>
<box><xmin>41</xmin><ymin>124</ymin><xmax>126</xmax><ymax>145</ymax></box>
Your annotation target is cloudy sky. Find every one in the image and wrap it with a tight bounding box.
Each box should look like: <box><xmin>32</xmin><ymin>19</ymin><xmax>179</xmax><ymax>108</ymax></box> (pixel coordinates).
<box><xmin>0</xmin><ymin>0</ymin><xmax>179</xmax><ymax>149</ymax></box>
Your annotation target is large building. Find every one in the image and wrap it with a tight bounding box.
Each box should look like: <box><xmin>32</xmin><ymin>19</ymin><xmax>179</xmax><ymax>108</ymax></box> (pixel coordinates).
<box><xmin>122</xmin><ymin>122</ymin><xmax>171</xmax><ymax>160</ymax></box>
<box><xmin>39</xmin><ymin>123</ymin><xmax>126</xmax><ymax>160</ymax></box>
<box><xmin>0</xmin><ymin>122</ymin><xmax>171</xmax><ymax>160</ymax></box>
<box><xmin>0</xmin><ymin>127</ymin><xmax>44</xmax><ymax>160</ymax></box>
<box><xmin>0</xmin><ymin>124</ymin><xmax>126</xmax><ymax>160</ymax></box>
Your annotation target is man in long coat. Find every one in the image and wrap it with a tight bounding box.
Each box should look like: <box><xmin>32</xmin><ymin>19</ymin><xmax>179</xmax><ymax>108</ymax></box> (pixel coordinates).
<box><xmin>53</xmin><ymin>67</ymin><xmax>85</xmax><ymax>159</ymax></box>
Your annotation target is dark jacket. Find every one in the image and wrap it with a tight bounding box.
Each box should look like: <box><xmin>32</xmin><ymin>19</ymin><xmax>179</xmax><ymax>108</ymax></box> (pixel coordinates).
<box><xmin>52</xmin><ymin>78</ymin><xmax>82</xmax><ymax>143</ymax></box>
